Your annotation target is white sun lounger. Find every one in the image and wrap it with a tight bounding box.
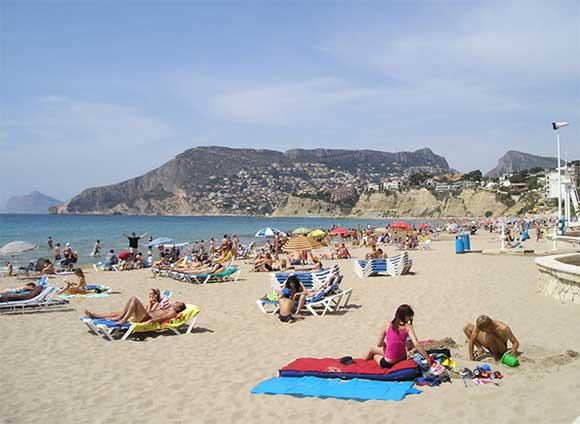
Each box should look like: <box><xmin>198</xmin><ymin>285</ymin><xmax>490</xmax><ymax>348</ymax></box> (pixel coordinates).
<box><xmin>0</xmin><ymin>286</ymin><xmax>68</xmax><ymax>312</ymax></box>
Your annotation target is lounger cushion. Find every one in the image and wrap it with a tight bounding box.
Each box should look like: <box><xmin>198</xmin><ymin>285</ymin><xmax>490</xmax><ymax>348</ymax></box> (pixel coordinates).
<box><xmin>279</xmin><ymin>358</ymin><xmax>420</xmax><ymax>381</ymax></box>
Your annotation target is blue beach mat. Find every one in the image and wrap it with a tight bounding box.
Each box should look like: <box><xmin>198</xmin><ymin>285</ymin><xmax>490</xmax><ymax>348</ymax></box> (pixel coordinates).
<box><xmin>251</xmin><ymin>377</ymin><xmax>421</xmax><ymax>401</ymax></box>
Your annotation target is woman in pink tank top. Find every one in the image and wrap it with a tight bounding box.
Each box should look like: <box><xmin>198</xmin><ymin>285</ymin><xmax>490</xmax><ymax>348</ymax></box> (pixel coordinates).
<box><xmin>366</xmin><ymin>304</ymin><xmax>431</xmax><ymax>368</ymax></box>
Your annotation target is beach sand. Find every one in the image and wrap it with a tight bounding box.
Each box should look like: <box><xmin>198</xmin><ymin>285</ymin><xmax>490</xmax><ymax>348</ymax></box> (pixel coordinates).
<box><xmin>1</xmin><ymin>233</ymin><xmax>579</xmax><ymax>424</ymax></box>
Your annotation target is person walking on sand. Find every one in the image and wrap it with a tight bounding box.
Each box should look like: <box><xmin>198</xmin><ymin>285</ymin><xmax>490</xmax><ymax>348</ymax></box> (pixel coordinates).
<box><xmin>123</xmin><ymin>231</ymin><xmax>147</xmax><ymax>254</ymax></box>
<box><xmin>463</xmin><ymin>315</ymin><xmax>520</xmax><ymax>361</ymax></box>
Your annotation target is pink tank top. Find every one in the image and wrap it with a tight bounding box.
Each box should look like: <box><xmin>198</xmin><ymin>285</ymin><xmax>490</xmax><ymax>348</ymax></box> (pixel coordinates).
<box><xmin>384</xmin><ymin>325</ymin><xmax>408</xmax><ymax>362</ymax></box>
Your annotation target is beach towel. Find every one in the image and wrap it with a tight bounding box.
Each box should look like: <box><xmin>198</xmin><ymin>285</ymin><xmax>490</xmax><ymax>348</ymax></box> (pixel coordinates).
<box><xmin>59</xmin><ymin>284</ymin><xmax>111</xmax><ymax>299</ymax></box>
<box><xmin>60</xmin><ymin>292</ymin><xmax>110</xmax><ymax>299</ymax></box>
<box><xmin>251</xmin><ymin>376</ymin><xmax>421</xmax><ymax>401</ymax></box>
<box><xmin>279</xmin><ymin>358</ymin><xmax>420</xmax><ymax>381</ymax></box>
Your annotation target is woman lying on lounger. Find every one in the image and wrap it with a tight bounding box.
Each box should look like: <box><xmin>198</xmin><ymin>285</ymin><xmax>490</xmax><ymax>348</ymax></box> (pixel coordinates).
<box><xmin>366</xmin><ymin>304</ymin><xmax>431</xmax><ymax>368</ymax></box>
<box><xmin>85</xmin><ymin>297</ymin><xmax>186</xmax><ymax>324</ymax></box>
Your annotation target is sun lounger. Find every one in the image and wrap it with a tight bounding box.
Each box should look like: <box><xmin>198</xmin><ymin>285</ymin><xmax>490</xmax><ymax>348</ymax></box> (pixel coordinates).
<box><xmin>0</xmin><ymin>285</ymin><xmax>69</xmax><ymax>312</ymax></box>
<box><xmin>257</xmin><ymin>276</ymin><xmax>350</xmax><ymax>317</ymax></box>
<box><xmin>353</xmin><ymin>259</ymin><xmax>389</xmax><ymax>278</ymax></box>
<box><xmin>270</xmin><ymin>266</ymin><xmax>340</xmax><ymax>291</ymax></box>
<box><xmin>183</xmin><ymin>266</ymin><xmax>241</xmax><ymax>284</ymax></box>
<box><xmin>387</xmin><ymin>252</ymin><xmax>413</xmax><ymax>276</ymax></box>
<box><xmin>80</xmin><ymin>304</ymin><xmax>201</xmax><ymax>341</ymax></box>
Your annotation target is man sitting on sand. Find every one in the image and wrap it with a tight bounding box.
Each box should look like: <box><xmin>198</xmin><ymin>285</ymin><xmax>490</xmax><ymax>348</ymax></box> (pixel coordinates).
<box><xmin>85</xmin><ymin>297</ymin><xmax>186</xmax><ymax>325</ymax></box>
<box><xmin>464</xmin><ymin>315</ymin><xmax>520</xmax><ymax>361</ymax></box>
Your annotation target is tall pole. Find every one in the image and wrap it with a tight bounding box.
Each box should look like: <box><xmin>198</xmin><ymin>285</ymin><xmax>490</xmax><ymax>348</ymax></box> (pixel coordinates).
<box><xmin>557</xmin><ymin>130</ymin><xmax>562</xmax><ymax>233</ymax></box>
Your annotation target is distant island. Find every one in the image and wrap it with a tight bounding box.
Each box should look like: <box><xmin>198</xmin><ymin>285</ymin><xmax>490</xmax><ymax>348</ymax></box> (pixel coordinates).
<box><xmin>51</xmin><ymin>146</ymin><xmax>577</xmax><ymax>218</ymax></box>
<box><xmin>5</xmin><ymin>191</ymin><xmax>62</xmax><ymax>214</ymax></box>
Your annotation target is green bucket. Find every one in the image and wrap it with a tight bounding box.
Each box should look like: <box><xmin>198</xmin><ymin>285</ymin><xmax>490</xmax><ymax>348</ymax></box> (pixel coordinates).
<box><xmin>501</xmin><ymin>351</ymin><xmax>519</xmax><ymax>367</ymax></box>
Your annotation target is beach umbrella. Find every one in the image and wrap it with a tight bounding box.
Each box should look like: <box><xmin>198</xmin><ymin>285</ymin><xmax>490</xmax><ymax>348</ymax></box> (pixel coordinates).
<box><xmin>390</xmin><ymin>222</ymin><xmax>413</xmax><ymax>230</ymax></box>
<box><xmin>148</xmin><ymin>237</ymin><xmax>174</xmax><ymax>247</ymax></box>
<box><xmin>283</xmin><ymin>236</ymin><xmax>323</xmax><ymax>252</ymax></box>
<box><xmin>0</xmin><ymin>241</ymin><xmax>37</xmax><ymax>257</ymax></box>
<box><xmin>330</xmin><ymin>227</ymin><xmax>348</xmax><ymax>235</ymax></box>
<box><xmin>255</xmin><ymin>227</ymin><xmax>282</xmax><ymax>238</ymax></box>
<box><xmin>292</xmin><ymin>227</ymin><xmax>310</xmax><ymax>235</ymax></box>
<box><xmin>308</xmin><ymin>229</ymin><xmax>326</xmax><ymax>239</ymax></box>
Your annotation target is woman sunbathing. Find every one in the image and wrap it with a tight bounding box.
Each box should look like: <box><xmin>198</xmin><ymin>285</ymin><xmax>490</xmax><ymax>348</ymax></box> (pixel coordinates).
<box><xmin>59</xmin><ymin>268</ymin><xmax>87</xmax><ymax>295</ymax></box>
<box><xmin>85</xmin><ymin>297</ymin><xmax>186</xmax><ymax>324</ymax></box>
<box><xmin>366</xmin><ymin>304</ymin><xmax>431</xmax><ymax>368</ymax></box>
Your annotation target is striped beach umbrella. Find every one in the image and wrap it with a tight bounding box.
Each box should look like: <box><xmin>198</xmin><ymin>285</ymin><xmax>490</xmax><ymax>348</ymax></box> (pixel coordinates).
<box><xmin>255</xmin><ymin>227</ymin><xmax>282</xmax><ymax>238</ymax></box>
<box><xmin>283</xmin><ymin>236</ymin><xmax>322</xmax><ymax>251</ymax></box>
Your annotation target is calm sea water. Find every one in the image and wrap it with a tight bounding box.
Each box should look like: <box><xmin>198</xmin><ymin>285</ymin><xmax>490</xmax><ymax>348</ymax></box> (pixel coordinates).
<box><xmin>0</xmin><ymin>214</ymin><xmax>436</xmax><ymax>265</ymax></box>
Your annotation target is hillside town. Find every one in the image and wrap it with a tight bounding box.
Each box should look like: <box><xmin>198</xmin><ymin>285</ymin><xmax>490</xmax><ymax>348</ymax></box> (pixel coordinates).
<box><xmin>200</xmin><ymin>159</ymin><xmax>580</xmax><ymax>215</ymax></box>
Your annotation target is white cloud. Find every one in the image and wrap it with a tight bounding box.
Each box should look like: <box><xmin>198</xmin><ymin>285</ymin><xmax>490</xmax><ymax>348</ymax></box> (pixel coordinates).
<box><xmin>323</xmin><ymin>1</ymin><xmax>580</xmax><ymax>83</ymax></box>
<box><xmin>210</xmin><ymin>78</ymin><xmax>380</xmax><ymax>125</ymax></box>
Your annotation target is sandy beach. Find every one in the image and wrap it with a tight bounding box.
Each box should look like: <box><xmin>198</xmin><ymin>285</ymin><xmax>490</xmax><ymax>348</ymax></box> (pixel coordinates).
<box><xmin>1</xmin><ymin>233</ymin><xmax>579</xmax><ymax>424</ymax></box>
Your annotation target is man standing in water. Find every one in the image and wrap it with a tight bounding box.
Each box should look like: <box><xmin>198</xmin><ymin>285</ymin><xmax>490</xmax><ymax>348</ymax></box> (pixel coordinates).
<box><xmin>47</xmin><ymin>236</ymin><xmax>53</xmax><ymax>249</ymax></box>
<box><xmin>123</xmin><ymin>231</ymin><xmax>147</xmax><ymax>254</ymax></box>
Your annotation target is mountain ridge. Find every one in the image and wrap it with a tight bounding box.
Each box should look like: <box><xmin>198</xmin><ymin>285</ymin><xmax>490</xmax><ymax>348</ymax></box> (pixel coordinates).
<box><xmin>485</xmin><ymin>150</ymin><xmax>562</xmax><ymax>177</ymax></box>
<box><xmin>53</xmin><ymin>146</ymin><xmax>449</xmax><ymax>215</ymax></box>
<box><xmin>5</xmin><ymin>191</ymin><xmax>62</xmax><ymax>214</ymax></box>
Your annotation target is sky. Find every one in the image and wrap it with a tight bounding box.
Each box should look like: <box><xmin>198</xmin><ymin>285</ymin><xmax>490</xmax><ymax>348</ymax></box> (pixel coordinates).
<box><xmin>1</xmin><ymin>0</ymin><xmax>579</xmax><ymax>207</ymax></box>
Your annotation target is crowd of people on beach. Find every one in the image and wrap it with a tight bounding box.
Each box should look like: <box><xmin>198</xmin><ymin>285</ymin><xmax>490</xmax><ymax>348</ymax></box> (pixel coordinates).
<box><xmin>1</xmin><ymin>218</ymin><xmax>531</xmax><ymax>377</ymax></box>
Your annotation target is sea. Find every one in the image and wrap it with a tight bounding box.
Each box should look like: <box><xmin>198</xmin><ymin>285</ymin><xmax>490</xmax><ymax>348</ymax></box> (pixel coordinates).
<box><xmin>0</xmin><ymin>214</ymin><xmax>439</xmax><ymax>266</ymax></box>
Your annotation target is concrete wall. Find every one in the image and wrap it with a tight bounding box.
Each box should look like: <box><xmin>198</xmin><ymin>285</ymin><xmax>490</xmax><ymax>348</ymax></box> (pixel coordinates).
<box><xmin>535</xmin><ymin>253</ymin><xmax>580</xmax><ymax>304</ymax></box>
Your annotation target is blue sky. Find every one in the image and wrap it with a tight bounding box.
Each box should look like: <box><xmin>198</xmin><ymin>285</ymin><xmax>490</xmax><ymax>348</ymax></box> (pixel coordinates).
<box><xmin>1</xmin><ymin>0</ymin><xmax>579</xmax><ymax>206</ymax></box>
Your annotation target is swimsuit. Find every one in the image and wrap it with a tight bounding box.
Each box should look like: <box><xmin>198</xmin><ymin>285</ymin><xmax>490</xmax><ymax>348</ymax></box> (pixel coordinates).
<box><xmin>381</xmin><ymin>325</ymin><xmax>408</xmax><ymax>368</ymax></box>
<box><xmin>279</xmin><ymin>314</ymin><xmax>295</xmax><ymax>323</ymax></box>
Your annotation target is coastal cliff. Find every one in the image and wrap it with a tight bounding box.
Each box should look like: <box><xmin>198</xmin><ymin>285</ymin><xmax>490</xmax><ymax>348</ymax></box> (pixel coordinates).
<box><xmin>273</xmin><ymin>189</ymin><xmax>540</xmax><ymax>218</ymax></box>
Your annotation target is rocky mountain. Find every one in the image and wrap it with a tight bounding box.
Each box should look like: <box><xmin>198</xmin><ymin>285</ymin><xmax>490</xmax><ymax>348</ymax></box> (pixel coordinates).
<box><xmin>485</xmin><ymin>150</ymin><xmax>562</xmax><ymax>177</ymax></box>
<box><xmin>5</xmin><ymin>191</ymin><xmax>62</xmax><ymax>214</ymax></box>
<box><xmin>52</xmin><ymin>146</ymin><xmax>449</xmax><ymax>215</ymax></box>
